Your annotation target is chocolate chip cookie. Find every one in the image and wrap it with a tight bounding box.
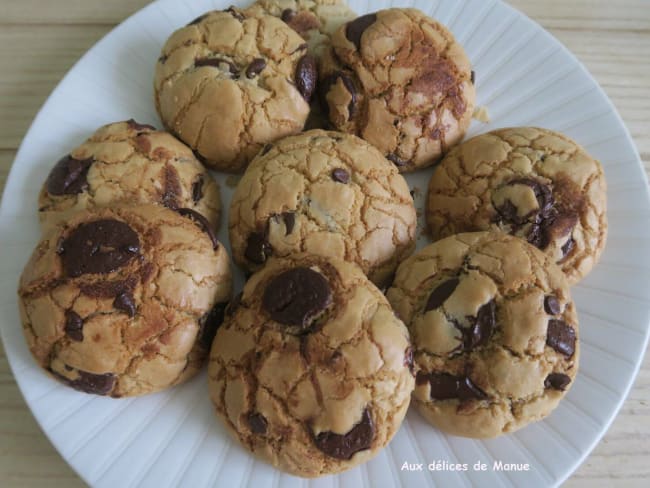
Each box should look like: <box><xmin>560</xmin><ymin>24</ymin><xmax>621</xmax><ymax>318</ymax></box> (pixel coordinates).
<box><xmin>38</xmin><ymin>120</ymin><xmax>221</xmax><ymax>233</ymax></box>
<box><xmin>154</xmin><ymin>8</ymin><xmax>314</xmax><ymax>172</ymax></box>
<box><xmin>228</xmin><ymin>129</ymin><xmax>417</xmax><ymax>287</ymax></box>
<box><xmin>18</xmin><ymin>205</ymin><xmax>232</xmax><ymax>397</ymax></box>
<box><xmin>208</xmin><ymin>253</ymin><xmax>414</xmax><ymax>477</ymax></box>
<box><xmin>426</xmin><ymin>127</ymin><xmax>607</xmax><ymax>284</ymax></box>
<box><xmin>245</xmin><ymin>0</ymin><xmax>356</xmax><ymax>57</ymax></box>
<box><xmin>386</xmin><ymin>231</ymin><xmax>579</xmax><ymax>438</ymax></box>
<box><xmin>319</xmin><ymin>8</ymin><xmax>475</xmax><ymax>171</ymax></box>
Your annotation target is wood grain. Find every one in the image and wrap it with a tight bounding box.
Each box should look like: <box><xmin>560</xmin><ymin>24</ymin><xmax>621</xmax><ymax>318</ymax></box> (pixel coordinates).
<box><xmin>0</xmin><ymin>1</ymin><xmax>648</xmax><ymax>486</ymax></box>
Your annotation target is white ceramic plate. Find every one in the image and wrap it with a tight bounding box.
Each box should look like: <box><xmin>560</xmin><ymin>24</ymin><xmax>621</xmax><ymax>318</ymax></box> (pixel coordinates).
<box><xmin>1</xmin><ymin>0</ymin><xmax>649</xmax><ymax>486</ymax></box>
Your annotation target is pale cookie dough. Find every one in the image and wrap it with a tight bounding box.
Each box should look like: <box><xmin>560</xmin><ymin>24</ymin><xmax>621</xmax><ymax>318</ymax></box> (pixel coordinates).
<box><xmin>38</xmin><ymin>119</ymin><xmax>221</xmax><ymax>233</ymax></box>
<box><xmin>386</xmin><ymin>232</ymin><xmax>579</xmax><ymax>438</ymax></box>
<box><xmin>18</xmin><ymin>205</ymin><xmax>232</xmax><ymax>397</ymax></box>
<box><xmin>228</xmin><ymin>129</ymin><xmax>417</xmax><ymax>287</ymax></box>
<box><xmin>319</xmin><ymin>8</ymin><xmax>475</xmax><ymax>171</ymax></box>
<box><xmin>426</xmin><ymin>127</ymin><xmax>607</xmax><ymax>284</ymax></box>
<box><xmin>208</xmin><ymin>254</ymin><xmax>414</xmax><ymax>477</ymax></box>
<box><xmin>154</xmin><ymin>8</ymin><xmax>314</xmax><ymax>172</ymax></box>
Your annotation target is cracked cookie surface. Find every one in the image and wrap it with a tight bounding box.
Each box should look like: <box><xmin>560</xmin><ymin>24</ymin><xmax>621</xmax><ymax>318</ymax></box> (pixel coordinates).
<box><xmin>154</xmin><ymin>8</ymin><xmax>313</xmax><ymax>172</ymax></box>
<box><xmin>228</xmin><ymin>129</ymin><xmax>417</xmax><ymax>287</ymax></box>
<box><xmin>246</xmin><ymin>0</ymin><xmax>356</xmax><ymax>58</ymax></box>
<box><xmin>208</xmin><ymin>254</ymin><xmax>414</xmax><ymax>477</ymax></box>
<box><xmin>386</xmin><ymin>231</ymin><xmax>579</xmax><ymax>438</ymax></box>
<box><xmin>426</xmin><ymin>127</ymin><xmax>607</xmax><ymax>284</ymax></box>
<box><xmin>39</xmin><ymin>120</ymin><xmax>221</xmax><ymax>233</ymax></box>
<box><xmin>319</xmin><ymin>8</ymin><xmax>475</xmax><ymax>171</ymax></box>
<box><xmin>18</xmin><ymin>205</ymin><xmax>232</xmax><ymax>397</ymax></box>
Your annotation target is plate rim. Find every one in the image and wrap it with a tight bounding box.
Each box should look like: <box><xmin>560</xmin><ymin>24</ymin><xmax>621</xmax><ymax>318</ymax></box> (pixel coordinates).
<box><xmin>1</xmin><ymin>0</ymin><xmax>649</xmax><ymax>486</ymax></box>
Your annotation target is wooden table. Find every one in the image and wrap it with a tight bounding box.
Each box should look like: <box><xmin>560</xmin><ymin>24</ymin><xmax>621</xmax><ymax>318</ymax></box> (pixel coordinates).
<box><xmin>0</xmin><ymin>1</ymin><xmax>648</xmax><ymax>486</ymax></box>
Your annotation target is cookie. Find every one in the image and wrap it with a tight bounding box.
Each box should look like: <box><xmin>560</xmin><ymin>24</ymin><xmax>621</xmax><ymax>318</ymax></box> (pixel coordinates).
<box><xmin>386</xmin><ymin>232</ymin><xmax>579</xmax><ymax>438</ymax></box>
<box><xmin>246</xmin><ymin>0</ymin><xmax>356</xmax><ymax>57</ymax></box>
<box><xmin>208</xmin><ymin>253</ymin><xmax>414</xmax><ymax>477</ymax></box>
<box><xmin>154</xmin><ymin>8</ymin><xmax>314</xmax><ymax>172</ymax></box>
<box><xmin>426</xmin><ymin>127</ymin><xmax>607</xmax><ymax>284</ymax></box>
<box><xmin>18</xmin><ymin>205</ymin><xmax>232</xmax><ymax>397</ymax></box>
<box><xmin>228</xmin><ymin>129</ymin><xmax>417</xmax><ymax>287</ymax></box>
<box><xmin>38</xmin><ymin>120</ymin><xmax>221</xmax><ymax>233</ymax></box>
<box><xmin>319</xmin><ymin>8</ymin><xmax>475</xmax><ymax>171</ymax></box>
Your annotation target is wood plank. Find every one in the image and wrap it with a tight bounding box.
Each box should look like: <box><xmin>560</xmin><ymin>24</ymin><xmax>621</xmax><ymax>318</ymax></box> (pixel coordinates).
<box><xmin>0</xmin><ymin>25</ymin><xmax>113</xmax><ymax>150</ymax></box>
<box><xmin>1</xmin><ymin>0</ymin><xmax>150</xmax><ymax>25</ymax></box>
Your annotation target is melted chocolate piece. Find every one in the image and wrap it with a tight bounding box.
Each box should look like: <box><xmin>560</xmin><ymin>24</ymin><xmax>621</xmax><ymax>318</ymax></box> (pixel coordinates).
<box><xmin>225</xmin><ymin>6</ymin><xmax>244</xmax><ymax>21</ymax></box>
<box><xmin>192</xmin><ymin>175</ymin><xmax>204</xmax><ymax>203</ymax></box>
<box><xmin>544</xmin><ymin>373</ymin><xmax>571</xmax><ymax>391</ymax></box>
<box><xmin>64</xmin><ymin>311</ymin><xmax>84</xmax><ymax>342</ymax></box>
<box><xmin>546</xmin><ymin>319</ymin><xmax>576</xmax><ymax>357</ymax></box>
<box><xmin>295</xmin><ymin>55</ymin><xmax>318</xmax><ymax>101</ymax></box>
<box><xmin>544</xmin><ymin>295</ymin><xmax>561</xmax><ymax>315</ymax></box>
<box><xmin>162</xmin><ymin>165</ymin><xmax>181</xmax><ymax>210</ymax></box>
<box><xmin>113</xmin><ymin>291</ymin><xmax>136</xmax><ymax>317</ymax></box>
<box><xmin>245</xmin><ymin>232</ymin><xmax>272</xmax><ymax>264</ymax></box>
<box><xmin>345</xmin><ymin>14</ymin><xmax>377</xmax><ymax>51</ymax></box>
<box><xmin>46</xmin><ymin>154</ymin><xmax>94</xmax><ymax>196</ymax></box>
<box><xmin>176</xmin><ymin>208</ymin><xmax>219</xmax><ymax>250</ymax></box>
<box><xmin>281</xmin><ymin>8</ymin><xmax>295</xmax><ymax>22</ymax></box>
<box><xmin>424</xmin><ymin>278</ymin><xmax>459</xmax><ymax>312</ymax></box>
<box><xmin>313</xmin><ymin>409</ymin><xmax>374</xmax><ymax>460</ymax></box>
<box><xmin>281</xmin><ymin>212</ymin><xmax>295</xmax><ymax>235</ymax></box>
<box><xmin>331</xmin><ymin>168</ymin><xmax>350</xmax><ymax>184</ymax></box>
<box><xmin>199</xmin><ymin>302</ymin><xmax>228</xmax><ymax>349</ymax></box>
<box><xmin>246</xmin><ymin>58</ymin><xmax>267</xmax><ymax>78</ymax></box>
<box><xmin>559</xmin><ymin>237</ymin><xmax>575</xmax><ymax>262</ymax></box>
<box><xmin>60</xmin><ymin>220</ymin><xmax>140</xmax><ymax>277</ymax></box>
<box><xmin>386</xmin><ymin>153</ymin><xmax>407</xmax><ymax>167</ymax></box>
<box><xmin>418</xmin><ymin>372</ymin><xmax>488</xmax><ymax>400</ymax></box>
<box><xmin>54</xmin><ymin>369</ymin><xmax>116</xmax><ymax>396</ymax></box>
<box><xmin>126</xmin><ymin>119</ymin><xmax>156</xmax><ymax>131</ymax></box>
<box><xmin>262</xmin><ymin>267</ymin><xmax>331</xmax><ymax>330</ymax></box>
<box><xmin>80</xmin><ymin>278</ymin><xmax>136</xmax><ymax>299</ymax></box>
<box><xmin>247</xmin><ymin>412</ymin><xmax>268</xmax><ymax>434</ymax></box>
<box><xmin>465</xmin><ymin>300</ymin><xmax>496</xmax><ymax>350</ymax></box>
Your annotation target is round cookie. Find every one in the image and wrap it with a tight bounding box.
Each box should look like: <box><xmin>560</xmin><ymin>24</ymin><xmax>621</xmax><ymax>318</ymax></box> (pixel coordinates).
<box><xmin>18</xmin><ymin>205</ymin><xmax>232</xmax><ymax>397</ymax></box>
<box><xmin>154</xmin><ymin>8</ymin><xmax>315</xmax><ymax>172</ymax></box>
<box><xmin>38</xmin><ymin>119</ymin><xmax>221</xmax><ymax>232</ymax></box>
<box><xmin>208</xmin><ymin>254</ymin><xmax>414</xmax><ymax>477</ymax></box>
<box><xmin>228</xmin><ymin>129</ymin><xmax>417</xmax><ymax>287</ymax></box>
<box><xmin>245</xmin><ymin>0</ymin><xmax>356</xmax><ymax>57</ymax></box>
<box><xmin>426</xmin><ymin>127</ymin><xmax>607</xmax><ymax>284</ymax></box>
<box><xmin>319</xmin><ymin>8</ymin><xmax>475</xmax><ymax>172</ymax></box>
<box><xmin>386</xmin><ymin>232</ymin><xmax>579</xmax><ymax>438</ymax></box>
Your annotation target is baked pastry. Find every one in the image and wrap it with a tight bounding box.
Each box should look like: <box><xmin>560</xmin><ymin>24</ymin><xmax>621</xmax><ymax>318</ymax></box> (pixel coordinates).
<box><xmin>319</xmin><ymin>8</ymin><xmax>475</xmax><ymax>171</ymax></box>
<box><xmin>426</xmin><ymin>127</ymin><xmax>607</xmax><ymax>284</ymax></box>
<box><xmin>18</xmin><ymin>205</ymin><xmax>232</xmax><ymax>397</ymax></box>
<box><xmin>245</xmin><ymin>0</ymin><xmax>356</xmax><ymax>57</ymax></box>
<box><xmin>38</xmin><ymin>119</ymin><xmax>221</xmax><ymax>232</ymax></box>
<box><xmin>386</xmin><ymin>232</ymin><xmax>579</xmax><ymax>438</ymax></box>
<box><xmin>228</xmin><ymin>129</ymin><xmax>417</xmax><ymax>287</ymax></box>
<box><xmin>208</xmin><ymin>253</ymin><xmax>414</xmax><ymax>477</ymax></box>
<box><xmin>154</xmin><ymin>8</ymin><xmax>315</xmax><ymax>172</ymax></box>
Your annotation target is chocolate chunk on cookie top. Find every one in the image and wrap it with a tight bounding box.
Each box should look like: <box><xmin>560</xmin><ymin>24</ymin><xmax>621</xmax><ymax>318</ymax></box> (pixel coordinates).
<box><xmin>38</xmin><ymin>120</ymin><xmax>221</xmax><ymax>234</ymax></box>
<box><xmin>387</xmin><ymin>231</ymin><xmax>579</xmax><ymax>438</ymax></box>
<box><xmin>229</xmin><ymin>130</ymin><xmax>417</xmax><ymax>287</ymax></box>
<box><xmin>319</xmin><ymin>8</ymin><xmax>475</xmax><ymax>171</ymax></box>
<box><xmin>426</xmin><ymin>127</ymin><xmax>607</xmax><ymax>284</ymax></box>
<box><xmin>154</xmin><ymin>9</ymin><xmax>313</xmax><ymax>172</ymax></box>
<box><xmin>18</xmin><ymin>205</ymin><xmax>232</xmax><ymax>397</ymax></box>
<box><xmin>208</xmin><ymin>254</ymin><xmax>414</xmax><ymax>477</ymax></box>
